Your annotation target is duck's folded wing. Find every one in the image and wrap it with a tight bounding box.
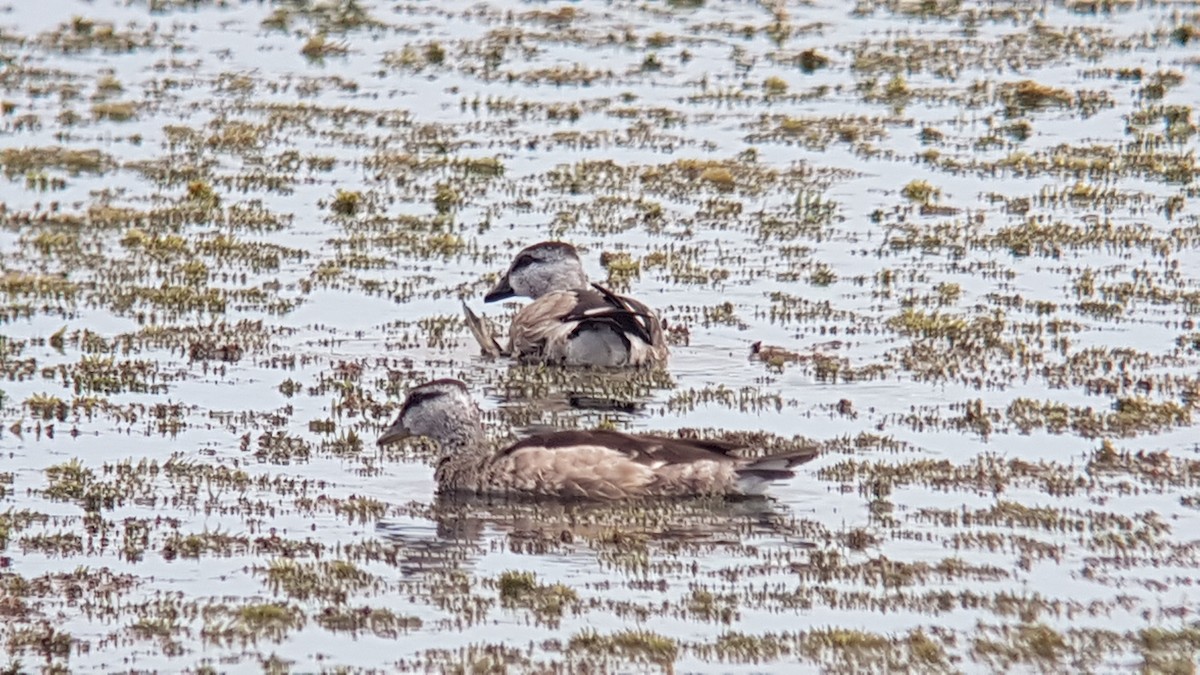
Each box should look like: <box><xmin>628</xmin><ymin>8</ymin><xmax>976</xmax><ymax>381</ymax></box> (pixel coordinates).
<box><xmin>560</xmin><ymin>286</ymin><xmax>656</xmax><ymax>346</ymax></box>
<box><xmin>590</xmin><ymin>283</ymin><xmax>664</xmax><ymax>349</ymax></box>
<box><xmin>497</xmin><ymin>429</ymin><xmax>744</xmax><ymax>466</ymax></box>
<box><xmin>489</xmin><ymin>430</ymin><xmax>744</xmax><ymax>498</ymax></box>
<box><xmin>507</xmin><ymin>291</ymin><xmax>581</xmax><ymax>356</ymax></box>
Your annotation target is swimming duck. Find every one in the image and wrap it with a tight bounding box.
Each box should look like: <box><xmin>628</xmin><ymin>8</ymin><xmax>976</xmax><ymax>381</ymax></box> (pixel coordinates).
<box><xmin>463</xmin><ymin>241</ymin><xmax>668</xmax><ymax>367</ymax></box>
<box><xmin>377</xmin><ymin>379</ymin><xmax>818</xmax><ymax>499</ymax></box>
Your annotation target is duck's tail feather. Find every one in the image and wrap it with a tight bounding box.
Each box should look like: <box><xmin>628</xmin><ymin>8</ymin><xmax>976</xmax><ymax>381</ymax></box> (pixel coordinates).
<box><xmin>746</xmin><ymin>448</ymin><xmax>820</xmax><ymax>471</ymax></box>
<box><xmin>462</xmin><ymin>301</ymin><xmax>507</xmax><ymax>358</ymax></box>
<box><xmin>734</xmin><ymin>449</ymin><xmax>820</xmax><ymax>494</ymax></box>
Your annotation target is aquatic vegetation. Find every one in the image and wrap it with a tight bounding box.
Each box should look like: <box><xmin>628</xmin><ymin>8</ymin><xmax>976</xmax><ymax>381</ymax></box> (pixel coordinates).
<box><xmin>259</xmin><ymin>559</ymin><xmax>379</xmax><ymax>603</ymax></box>
<box><xmin>0</xmin><ymin>0</ymin><xmax>1197</xmax><ymax>671</ymax></box>
<box><xmin>494</xmin><ymin>571</ymin><xmax>579</xmax><ymax>626</ymax></box>
<box><xmin>901</xmin><ymin>180</ymin><xmax>940</xmax><ymax>205</ymax></box>
<box><xmin>39</xmin><ymin>17</ymin><xmax>159</xmax><ymax>52</ymax></box>
<box><xmin>329</xmin><ymin>189</ymin><xmax>363</xmax><ymax>216</ymax></box>
<box><xmin>1001</xmin><ymin>80</ymin><xmax>1074</xmax><ymax>112</ymax></box>
<box><xmin>315</xmin><ymin>606</ymin><xmax>422</xmax><ymax>637</ymax></box>
<box><xmin>301</xmin><ymin>34</ymin><xmax>348</xmax><ymax>61</ymax></box>
<box><xmin>796</xmin><ymin>48</ymin><xmax>830</xmax><ymax>73</ymax></box>
<box><xmin>569</xmin><ymin>629</ymin><xmax>679</xmax><ymax>667</ymax></box>
<box><xmin>0</xmin><ymin>146</ymin><xmax>113</xmax><ymax>177</ymax></box>
<box><xmin>432</xmin><ymin>183</ymin><xmax>460</xmax><ymax>214</ymax></box>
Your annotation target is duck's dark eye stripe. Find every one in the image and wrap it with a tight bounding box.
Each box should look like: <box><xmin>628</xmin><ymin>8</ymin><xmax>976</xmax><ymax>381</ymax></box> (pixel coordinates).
<box><xmin>510</xmin><ymin>253</ymin><xmax>536</xmax><ymax>272</ymax></box>
<box><xmin>401</xmin><ymin>390</ymin><xmax>444</xmax><ymax>415</ymax></box>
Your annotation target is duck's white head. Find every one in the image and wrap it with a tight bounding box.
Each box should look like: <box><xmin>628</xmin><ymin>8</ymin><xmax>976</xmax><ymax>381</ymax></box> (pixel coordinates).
<box><xmin>484</xmin><ymin>241</ymin><xmax>589</xmax><ymax>301</ymax></box>
<box><xmin>377</xmin><ymin>379</ymin><xmax>481</xmax><ymax>448</ymax></box>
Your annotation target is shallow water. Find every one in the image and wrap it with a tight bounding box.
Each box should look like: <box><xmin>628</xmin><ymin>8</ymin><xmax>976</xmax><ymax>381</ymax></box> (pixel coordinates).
<box><xmin>2</xmin><ymin>0</ymin><xmax>1200</xmax><ymax>672</ymax></box>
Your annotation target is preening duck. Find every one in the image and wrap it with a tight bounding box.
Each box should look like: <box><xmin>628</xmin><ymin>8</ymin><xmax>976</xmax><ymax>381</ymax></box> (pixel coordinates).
<box><xmin>463</xmin><ymin>241</ymin><xmax>668</xmax><ymax>368</ymax></box>
<box><xmin>377</xmin><ymin>379</ymin><xmax>818</xmax><ymax>500</ymax></box>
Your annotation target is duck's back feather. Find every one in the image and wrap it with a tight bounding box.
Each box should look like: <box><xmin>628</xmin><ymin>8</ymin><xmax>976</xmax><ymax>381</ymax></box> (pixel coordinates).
<box><xmin>438</xmin><ymin>429</ymin><xmax>816</xmax><ymax>499</ymax></box>
<box><xmin>436</xmin><ymin>428</ymin><xmax>819</xmax><ymax>499</ymax></box>
<box><xmin>564</xmin><ymin>284</ymin><xmax>656</xmax><ymax>347</ymax></box>
<box><xmin>498</xmin><ymin>429</ymin><xmax>743</xmax><ymax>465</ymax></box>
<box><xmin>507</xmin><ymin>286</ymin><xmax>667</xmax><ymax>367</ymax></box>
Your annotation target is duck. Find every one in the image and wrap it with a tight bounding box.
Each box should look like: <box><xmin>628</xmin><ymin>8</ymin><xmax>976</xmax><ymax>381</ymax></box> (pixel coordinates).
<box><xmin>376</xmin><ymin>379</ymin><xmax>819</xmax><ymax>499</ymax></box>
<box><xmin>462</xmin><ymin>241</ymin><xmax>668</xmax><ymax>368</ymax></box>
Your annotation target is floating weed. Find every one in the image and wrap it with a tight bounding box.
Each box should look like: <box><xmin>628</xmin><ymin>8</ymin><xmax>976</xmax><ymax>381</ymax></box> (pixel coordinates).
<box><xmin>1001</xmin><ymin>80</ymin><xmax>1074</xmax><ymax>112</ymax></box>
<box><xmin>330</xmin><ymin>189</ymin><xmax>363</xmax><ymax>216</ymax></box>
<box><xmin>1</xmin><ymin>1</ymin><xmax>1199</xmax><ymax>672</ymax></box>
<box><xmin>568</xmin><ymin>629</ymin><xmax>679</xmax><ymax>667</ymax></box>
<box><xmin>41</xmin><ymin>458</ymin><xmax>159</xmax><ymax>511</ymax></box>
<box><xmin>91</xmin><ymin>100</ymin><xmax>136</xmax><ymax>121</ymax></box>
<box><xmin>880</xmin><ymin>74</ymin><xmax>910</xmax><ymax>106</ymax></box>
<box><xmin>433</xmin><ymin>183</ymin><xmax>460</xmax><ymax>214</ymax></box>
<box><xmin>250</xmin><ymin>431</ymin><xmax>313</xmax><ymax>464</ymax></box>
<box><xmin>259</xmin><ymin>559</ymin><xmax>379</xmax><ymax>604</ymax></box>
<box><xmin>699</xmin><ymin>166</ymin><xmax>735</xmax><ymax>190</ymax></box>
<box><xmin>809</xmin><ymin>263</ymin><xmax>837</xmax><ymax>286</ymax></box>
<box><xmin>24</xmin><ymin>393</ymin><xmax>69</xmax><ymax>421</ymax></box>
<box><xmin>261</xmin><ymin>7</ymin><xmax>292</xmax><ymax>31</ymax></box>
<box><xmin>1007</xmin><ymin>396</ymin><xmax>1191</xmax><ymax>438</ymax></box>
<box><xmin>971</xmin><ymin>623</ymin><xmax>1076</xmax><ymax>669</ymax></box>
<box><xmin>6</xmin><ymin>622</ymin><xmax>73</xmax><ymax>660</ymax></box>
<box><xmin>889</xmin><ymin>308</ymin><xmax>977</xmax><ymax>341</ymax></box>
<box><xmin>901</xmin><ymin>180</ymin><xmax>940</xmax><ymax>205</ymax></box>
<box><xmin>692</xmin><ymin>627</ymin><xmax>957</xmax><ymax>670</ymax></box>
<box><xmin>666</xmin><ymin>384</ymin><xmax>787</xmax><ymax>415</ymax></box>
<box><xmin>797</xmin><ymin>48</ymin><xmax>830</xmax><ymax>72</ymax></box>
<box><xmin>203</xmin><ymin>603</ymin><xmax>305</xmax><ymax>646</ymax></box>
<box><xmin>186</xmin><ymin>179</ymin><xmax>220</xmax><ymax>210</ymax></box>
<box><xmin>0</xmin><ymin>510</ymin><xmax>49</xmax><ymax>549</ymax></box>
<box><xmin>493</xmin><ymin>571</ymin><xmax>579</xmax><ymax>627</ymax></box>
<box><xmin>687</xmin><ymin>588</ymin><xmax>738</xmax><ymax>624</ymax></box>
<box><xmin>383</xmin><ymin>42</ymin><xmax>450</xmax><ymax>71</ymax></box>
<box><xmin>763</xmin><ymin>76</ymin><xmax>788</xmax><ymax>96</ymax></box>
<box><xmin>1137</xmin><ymin>626</ymin><xmax>1200</xmax><ymax>670</ymax></box>
<box><xmin>329</xmin><ymin>494</ymin><xmax>386</xmax><ymax>523</ymax></box>
<box><xmin>645</xmin><ymin>31</ymin><xmax>673</xmax><ymax>49</ymax></box>
<box><xmin>316</xmin><ymin>607</ymin><xmax>422</xmax><ymax>638</ymax></box>
<box><xmin>128</xmin><ymin>614</ymin><xmax>183</xmax><ymax>653</ymax></box>
<box><xmin>0</xmin><ymin>147</ymin><xmax>112</xmax><ymax>177</ymax></box>
<box><xmin>1171</xmin><ymin>24</ymin><xmax>1199</xmax><ymax>46</ymax></box>
<box><xmin>301</xmin><ymin>34</ymin><xmax>348</xmax><ymax>60</ymax></box>
<box><xmin>599</xmin><ymin>250</ymin><xmax>640</xmax><ymax>288</ymax></box>
<box><xmin>40</xmin><ymin>17</ymin><xmax>156</xmax><ymax>52</ymax></box>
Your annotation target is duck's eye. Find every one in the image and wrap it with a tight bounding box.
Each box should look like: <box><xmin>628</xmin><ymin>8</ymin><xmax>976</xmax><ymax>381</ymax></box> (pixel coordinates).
<box><xmin>401</xmin><ymin>390</ymin><xmax>444</xmax><ymax>416</ymax></box>
<box><xmin>510</xmin><ymin>253</ymin><xmax>536</xmax><ymax>272</ymax></box>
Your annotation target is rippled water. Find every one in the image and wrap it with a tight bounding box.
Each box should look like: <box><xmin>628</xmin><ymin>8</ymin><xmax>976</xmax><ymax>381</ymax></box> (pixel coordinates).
<box><xmin>2</xmin><ymin>0</ymin><xmax>1199</xmax><ymax>671</ymax></box>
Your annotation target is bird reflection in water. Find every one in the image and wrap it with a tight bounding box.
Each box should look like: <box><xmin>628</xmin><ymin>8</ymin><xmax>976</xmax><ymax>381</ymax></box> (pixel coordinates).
<box><xmin>375</xmin><ymin>492</ymin><xmax>815</xmax><ymax>576</ymax></box>
<box><xmin>485</xmin><ymin>362</ymin><xmax>673</xmax><ymax>434</ymax></box>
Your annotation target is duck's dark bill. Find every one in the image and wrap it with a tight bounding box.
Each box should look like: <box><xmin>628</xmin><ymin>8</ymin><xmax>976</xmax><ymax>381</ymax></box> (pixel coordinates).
<box><xmin>377</xmin><ymin>424</ymin><xmax>412</xmax><ymax>447</ymax></box>
<box><xmin>484</xmin><ymin>276</ymin><xmax>515</xmax><ymax>302</ymax></box>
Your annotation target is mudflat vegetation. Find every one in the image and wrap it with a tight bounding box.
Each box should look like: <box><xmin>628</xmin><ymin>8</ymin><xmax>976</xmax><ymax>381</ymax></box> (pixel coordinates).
<box><xmin>1</xmin><ymin>0</ymin><xmax>1199</xmax><ymax>672</ymax></box>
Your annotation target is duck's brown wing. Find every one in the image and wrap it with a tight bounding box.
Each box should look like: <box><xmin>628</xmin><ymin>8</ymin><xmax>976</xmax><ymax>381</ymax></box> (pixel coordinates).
<box><xmin>585</xmin><ymin>283</ymin><xmax>663</xmax><ymax>348</ymax></box>
<box><xmin>484</xmin><ymin>429</ymin><xmax>743</xmax><ymax>498</ymax></box>
<box><xmin>507</xmin><ymin>291</ymin><xmax>579</xmax><ymax>359</ymax></box>
<box><xmin>508</xmin><ymin>288</ymin><xmax>659</xmax><ymax>362</ymax></box>
<box><xmin>543</xmin><ymin>286</ymin><xmax>654</xmax><ymax>347</ymax></box>
<box><xmin>490</xmin><ymin>430</ymin><xmax>813</xmax><ymax>498</ymax></box>
<box><xmin>496</xmin><ymin>429</ymin><xmax>744</xmax><ymax>466</ymax></box>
